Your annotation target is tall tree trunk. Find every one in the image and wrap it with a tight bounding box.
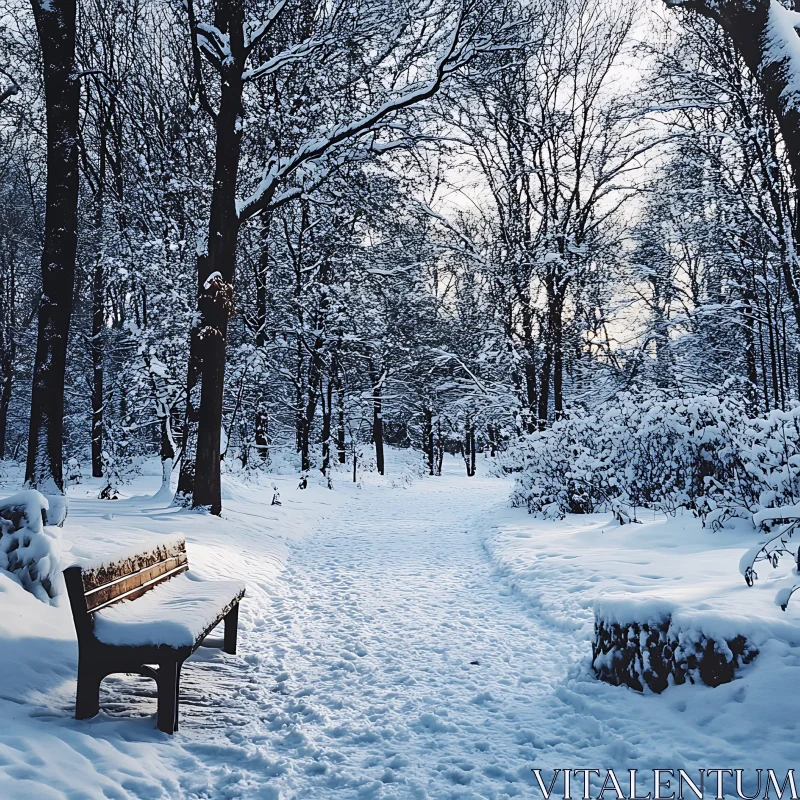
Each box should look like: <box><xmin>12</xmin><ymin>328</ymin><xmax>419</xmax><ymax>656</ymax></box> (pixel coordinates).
<box><xmin>553</xmin><ymin>291</ymin><xmax>565</xmax><ymax>418</ymax></box>
<box><xmin>321</xmin><ymin>379</ymin><xmax>332</xmax><ymax>476</ymax></box>
<box><xmin>470</xmin><ymin>425</ymin><xmax>476</xmax><ymax>477</ymax></box>
<box><xmin>764</xmin><ymin>276</ymin><xmax>781</xmax><ymax>409</ymax></box>
<box><xmin>255</xmin><ymin>404</ymin><xmax>269</xmax><ymax>460</ymax></box>
<box><xmin>423</xmin><ymin>406</ymin><xmax>434</xmax><ymax>476</ymax></box>
<box><xmin>520</xmin><ymin>305</ymin><xmax>537</xmax><ymax>433</ymax></box>
<box><xmin>295</xmin><ymin>354</ymin><xmax>304</xmax><ymax>453</ymax></box>
<box><xmin>758</xmin><ymin>315</ymin><xmax>770</xmax><ymax>412</ymax></box>
<box><xmin>159</xmin><ymin>416</ymin><xmax>175</xmax><ymax>492</ymax></box>
<box><xmin>255</xmin><ymin>212</ymin><xmax>270</xmax><ymax>348</ymax></box>
<box><xmin>372</xmin><ymin>373</ymin><xmax>384</xmax><ymax>476</ymax></box>
<box><xmin>336</xmin><ymin>379</ymin><xmax>346</xmax><ymax>464</ymax></box>
<box><xmin>435</xmin><ymin>420</ymin><xmax>444</xmax><ymax>476</ymax></box>
<box><xmin>26</xmin><ymin>0</ymin><xmax>80</xmax><ymax>499</ymax></box>
<box><xmin>90</xmin><ymin>151</ymin><xmax>106</xmax><ymax>480</ymax></box>
<box><xmin>0</xmin><ymin>255</ymin><xmax>16</xmax><ymax>460</ymax></box>
<box><xmin>91</xmin><ymin>256</ymin><xmax>104</xmax><ymax>477</ymax></box>
<box><xmin>301</xmin><ymin>371</ymin><xmax>320</xmax><ymax>473</ymax></box>
<box><xmin>176</xmin><ymin>0</ymin><xmax>244</xmax><ymax>514</ymax></box>
<box><xmin>0</xmin><ymin>362</ymin><xmax>10</xmax><ymax>460</ymax></box>
<box><xmin>537</xmin><ymin>344</ymin><xmax>552</xmax><ymax>429</ymax></box>
<box><xmin>463</xmin><ymin>417</ymin><xmax>474</xmax><ymax>477</ymax></box>
<box><xmin>743</xmin><ymin>297</ymin><xmax>759</xmax><ymax>414</ymax></box>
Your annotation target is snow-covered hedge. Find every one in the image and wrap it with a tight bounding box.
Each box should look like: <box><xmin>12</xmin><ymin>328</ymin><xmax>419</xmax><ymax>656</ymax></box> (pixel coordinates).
<box><xmin>509</xmin><ymin>389</ymin><xmax>800</xmax><ymax>526</ymax></box>
<box><xmin>0</xmin><ymin>490</ymin><xmax>62</xmax><ymax>604</ymax></box>
<box><xmin>592</xmin><ymin>599</ymin><xmax>758</xmax><ymax>692</ymax></box>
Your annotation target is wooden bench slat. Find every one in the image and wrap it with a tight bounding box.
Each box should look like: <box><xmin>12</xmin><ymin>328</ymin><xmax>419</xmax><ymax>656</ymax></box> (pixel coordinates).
<box><xmin>81</xmin><ymin>538</ymin><xmax>187</xmax><ymax>593</ymax></box>
<box><xmin>84</xmin><ymin>553</ymin><xmax>188</xmax><ymax>608</ymax></box>
<box><xmin>87</xmin><ymin>559</ymin><xmax>189</xmax><ymax>612</ymax></box>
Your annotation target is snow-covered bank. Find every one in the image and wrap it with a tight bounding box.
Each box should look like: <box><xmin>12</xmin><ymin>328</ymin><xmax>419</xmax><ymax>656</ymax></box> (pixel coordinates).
<box><xmin>483</xmin><ymin>504</ymin><xmax>800</xmax><ymax>704</ymax></box>
<box><xmin>482</xmin><ymin>507</ymin><xmax>800</xmax><ymax>648</ymax></box>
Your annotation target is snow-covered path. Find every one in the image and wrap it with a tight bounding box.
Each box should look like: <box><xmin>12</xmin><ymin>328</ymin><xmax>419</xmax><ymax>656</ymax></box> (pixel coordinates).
<box><xmin>4</xmin><ymin>462</ymin><xmax>795</xmax><ymax>800</ymax></box>
<box><xmin>227</xmin><ymin>466</ymin><xmax>580</xmax><ymax>798</ymax></box>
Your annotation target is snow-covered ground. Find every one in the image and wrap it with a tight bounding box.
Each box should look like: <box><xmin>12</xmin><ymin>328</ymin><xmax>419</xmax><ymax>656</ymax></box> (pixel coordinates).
<box><xmin>1</xmin><ymin>452</ymin><xmax>799</xmax><ymax>799</ymax></box>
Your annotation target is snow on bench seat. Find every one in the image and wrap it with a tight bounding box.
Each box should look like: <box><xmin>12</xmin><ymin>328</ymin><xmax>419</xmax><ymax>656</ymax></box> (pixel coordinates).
<box><xmin>93</xmin><ymin>573</ymin><xmax>246</xmax><ymax>648</ymax></box>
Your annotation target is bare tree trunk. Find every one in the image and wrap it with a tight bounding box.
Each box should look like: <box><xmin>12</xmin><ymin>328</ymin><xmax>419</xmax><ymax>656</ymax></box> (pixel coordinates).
<box><xmin>0</xmin><ymin>366</ymin><xmax>10</xmax><ymax>460</ymax></box>
<box><xmin>470</xmin><ymin>425</ymin><xmax>476</xmax><ymax>477</ymax></box>
<box><xmin>159</xmin><ymin>416</ymin><xmax>175</xmax><ymax>492</ymax></box>
<box><xmin>255</xmin><ymin>404</ymin><xmax>269</xmax><ymax>460</ymax></box>
<box><xmin>521</xmin><ymin>306</ymin><xmax>538</xmax><ymax>432</ymax></box>
<box><xmin>176</xmin><ymin>0</ymin><xmax>244</xmax><ymax>514</ymax></box>
<box><xmin>91</xmin><ymin>257</ymin><xmax>104</xmax><ymax>477</ymax></box>
<box><xmin>372</xmin><ymin>375</ymin><xmax>384</xmax><ymax>476</ymax></box>
<box><xmin>89</xmin><ymin>158</ymin><xmax>105</xmax><ymax>479</ymax></box>
<box><xmin>435</xmin><ymin>420</ymin><xmax>444</xmax><ymax>476</ymax></box>
<box><xmin>26</xmin><ymin>0</ymin><xmax>80</xmax><ymax>498</ymax></box>
<box><xmin>301</xmin><ymin>376</ymin><xmax>319</xmax><ymax>473</ymax></box>
<box><xmin>0</xmin><ymin>255</ymin><xmax>16</xmax><ymax>460</ymax></box>
<box><xmin>423</xmin><ymin>406</ymin><xmax>434</xmax><ymax>476</ymax></box>
<box><xmin>463</xmin><ymin>418</ymin><xmax>473</xmax><ymax>477</ymax></box>
<box><xmin>743</xmin><ymin>297</ymin><xmax>759</xmax><ymax>414</ymax></box>
<box><xmin>758</xmin><ymin>314</ymin><xmax>770</xmax><ymax>412</ymax></box>
<box><xmin>537</xmin><ymin>344</ymin><xmax>552</xmax><ymax>429</ymax></box>
<box><xmin>321</xmin><ymin>379</ymin><xmax>333</xmax><ymax>476</ymax></box>
<box><xmin>553</xmin><ymin>291</ymin><xmax>565</xmax><ymax>418</ymax></box>
<box><xmin>255</xmin><ymin>212</ymin><xmax>270</xmax><ymax>348</ymax></box>
<box><xmin>336</xmin><ymin>379</ymin><xmax>346</xmax><ymax>464</ymax></box>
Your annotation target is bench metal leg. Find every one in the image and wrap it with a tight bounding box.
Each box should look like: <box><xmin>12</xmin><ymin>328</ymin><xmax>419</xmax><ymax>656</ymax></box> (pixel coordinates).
<box><xmin>224</xmin><ymin>603</ymin><xmax>239</xmax><ymax>655</ymax></box>
<box><xmin>75</xmin><ymin>660</ymin><xmax>102</xmax><ymax>720</ymax></box>
<box><xmin>157</xmin><ymin>661</ymin><xmax>179</xmax><ymax>734</ymax></box>
<box><xmin>174</xmin><ymin>662</ymin><xmax>182</xmax><ymax>732</ymax></box>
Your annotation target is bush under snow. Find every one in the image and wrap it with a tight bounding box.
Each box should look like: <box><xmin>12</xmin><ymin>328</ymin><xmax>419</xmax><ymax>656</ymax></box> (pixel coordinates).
<box><xmin>0</xmin><ymin>490</ymin><xmax>61</xmax><ymax>604</ymax></box>
<box><xmin>509</xmin><ymin>388</ymin><xmax>800</xmax><ymax>528</ymax></box>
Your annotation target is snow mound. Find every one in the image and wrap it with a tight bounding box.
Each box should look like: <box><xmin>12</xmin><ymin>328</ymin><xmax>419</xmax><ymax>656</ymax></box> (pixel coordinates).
<box><xmin>0</xmin><ymin>489</ymin><xmax>62</xmax><ymax>604</ymax></box>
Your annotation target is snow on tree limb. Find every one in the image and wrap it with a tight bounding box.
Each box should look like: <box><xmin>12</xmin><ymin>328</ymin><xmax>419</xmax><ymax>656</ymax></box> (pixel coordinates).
<box><xmin>235</xmin><ymin>2</ymin><xmax>500</xmax><ymax>222</ymax></box>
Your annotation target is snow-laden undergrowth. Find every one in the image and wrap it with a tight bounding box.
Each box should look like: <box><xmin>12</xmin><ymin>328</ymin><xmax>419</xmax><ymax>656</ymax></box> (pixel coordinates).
<box><xmin>509</xmin><ymin>388</ymin><xmax>800</xmax><ymax>529</ymax></box>
<box><xmin>0</xmin><ymin>489</ymin><xmax>61</xmax><ymax>604</ymax></box>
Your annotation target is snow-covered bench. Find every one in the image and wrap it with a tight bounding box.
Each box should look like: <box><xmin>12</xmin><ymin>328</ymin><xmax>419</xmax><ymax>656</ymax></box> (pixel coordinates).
<box><xmin>63</xmin><ymin>537</ymin><xmax>245</xmax><ymax>734</ymax></box>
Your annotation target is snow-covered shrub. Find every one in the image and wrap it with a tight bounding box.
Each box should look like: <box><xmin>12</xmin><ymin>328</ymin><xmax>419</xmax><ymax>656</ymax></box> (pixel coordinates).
<box><xmin>593</xmin><ymin>600</ymin><xmax>758</xmax><ymax>692</ymax></box>
<box><xmin>0</xmin><ymin>490</ymin><xmax>62</xmax><ymax>603</ymax></box>
<box><xmin>508</xmin><ymin>388</ymin><xmax>796</xmax><ymax>523</ymax></box>
<box><xmin>701</xmin><ymin>404</ymin><xmax>800</xmax><ymax>528</ymax></box>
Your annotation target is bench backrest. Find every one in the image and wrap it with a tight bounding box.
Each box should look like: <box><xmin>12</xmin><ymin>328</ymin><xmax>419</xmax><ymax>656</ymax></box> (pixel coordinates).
<box><xmin>63</xmin><ymin>538</ymin><xmax>188</xmax><ymax>638</ymax></box>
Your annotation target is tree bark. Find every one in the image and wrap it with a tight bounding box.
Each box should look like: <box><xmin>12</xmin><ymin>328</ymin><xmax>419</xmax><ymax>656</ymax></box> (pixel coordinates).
<box><xmin>372</xmin><ymin>374</ymin><xmax>384</xmax><ymax>476</ymax></box>
<box><xmin>336</xmin><ymin>379</ymin><xmax>346</xmax><ymax>464</ymax></box>
<box><xmin>255</xmin><ymin>212</ymin><xmax>270</xmax><ymax>348</ymax></box>
<box><xmin>470</xmin><ymin>425</ymin><xmax>476</xmax><ymax>476</ymax></box>
<box><xmin>25</xmin><ymin>0</ymin><xmax>80</xmax><ymax>496</ymax></box>
<box><xmin>423</xmin><ymin>406</ymin><xmax>434</xmax><ymax>476</ymax></box>
<box><xmin>176</xmin><ymin>0</ymin><xmax>244</xmax><ymax>514</ymax></box>
<box><xmin>91</xmin><ymin>255</ymin><xmax>104</xmax><ymax>477</ymax></box>
<box><xmin>0</xmin><ymin>252</ymin><xmax>16</xmax><ymax>460</ymax></box>
<box><xmin>255</xmin><ymin>404</ymin><xmax>269</xmax><ymax>460</ymax></box>
<box><xmin>520</xmin><ymin>305</ymin><xmax>538</xmax><ymax>432</ymax></box>
<box><xmin>321</xmin><ymin>379</ymin><xmax>332</xmax><ymax>476</ymax></box>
